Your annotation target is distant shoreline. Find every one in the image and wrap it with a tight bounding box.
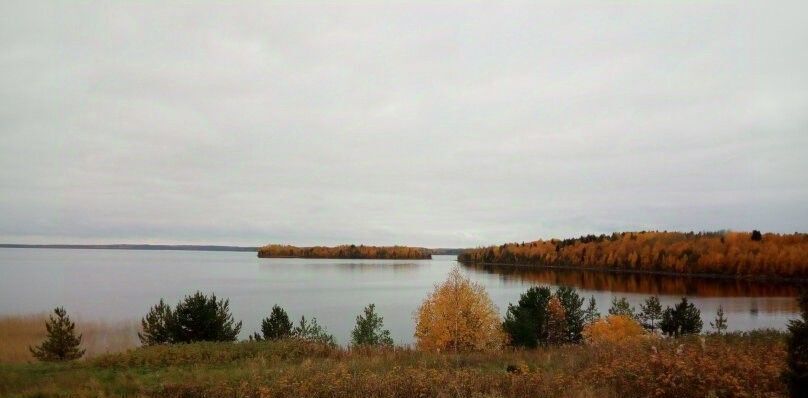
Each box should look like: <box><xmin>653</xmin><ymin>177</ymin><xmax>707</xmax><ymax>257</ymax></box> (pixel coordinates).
<box><xmin>0</xmin><ymin>244</ymin><xmax>259</xmax><ymax>252</ymax></box>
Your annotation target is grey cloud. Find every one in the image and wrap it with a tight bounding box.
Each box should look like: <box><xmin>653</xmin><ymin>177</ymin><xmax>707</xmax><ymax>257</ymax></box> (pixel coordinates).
<box><xmin>1</xmin><ymin>1</ymin><xmax>807</xmax><ymax>247</ymax></box>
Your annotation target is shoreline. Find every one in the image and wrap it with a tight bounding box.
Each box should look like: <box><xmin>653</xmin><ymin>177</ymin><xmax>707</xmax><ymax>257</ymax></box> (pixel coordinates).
<box><xmin>457</xmin><ymin>260</ymin><xmax>808</xmax><ymax>284</ymax></box>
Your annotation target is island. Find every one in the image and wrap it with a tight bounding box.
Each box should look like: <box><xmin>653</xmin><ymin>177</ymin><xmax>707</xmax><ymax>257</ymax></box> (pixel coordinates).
<box><xmin>257</xmin><ymin>244</ymin><xmax>433</xmax><ymax>259</ymax></box>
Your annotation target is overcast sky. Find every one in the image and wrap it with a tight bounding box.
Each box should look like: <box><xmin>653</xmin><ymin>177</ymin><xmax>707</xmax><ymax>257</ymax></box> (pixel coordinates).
<box><xmin>1</xmin><ymin>1</ymin><xmax>806</xmax><ymax>247</ymax></box>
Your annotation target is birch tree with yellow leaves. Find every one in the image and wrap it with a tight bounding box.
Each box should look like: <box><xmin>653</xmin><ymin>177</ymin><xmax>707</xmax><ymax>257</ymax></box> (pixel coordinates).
<box><xmin>414</xmin><ymin>268</ymin><xmax>506</xmax><ymax>352</ymax></box>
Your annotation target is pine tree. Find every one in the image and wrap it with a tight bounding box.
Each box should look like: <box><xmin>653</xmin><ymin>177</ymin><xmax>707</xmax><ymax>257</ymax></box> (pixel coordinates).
<box><xmin>293</xmin><ymin>315</ymin><xmax>336</xmax><ymax>346</ymax></box>
<box><xmin>351</xmin><ymin>303</ymin><xmax>393</xmax><ymax>347</ymax></box>
<box><xmin>139</xmin><ymin>299</ymin><xmax>174</xmax><ymax>345</ymax></box>
<box><xmin>583</xmin><ymin>295</ymin><xmax>600</xmax><ymax>325</ymax></box>
<box><xmin>710</xmin><ymin>305</ymin><xmax>728</xmax><ymax>335</ymax></box>
<box><xmin>258</xmin><ymin>305</ymin><xmax>293</xmax><ymax>340</ymax></box>
<box><xmin>609</xmin><ymin>297</ymin><xmax>636</xmax><ymax>318</ymax></box>
<box><xmin>659</xmin><ymin>297</ymin><xmax>703</xmax><ymax>337</ymax></box>
<box><xmin>784</xmin><ymin>290</ymin><xmax>808</xmax><ymax>397</ymax></box>
<box><xmin>639</xmin><ymin>296</ymin><xmax>663</xmax><ymax>332</ymax></box>
<box><xmin>555</xmin><ymin>286</ymin><xmax>585</xmax><ymax>343</ymax></box>
<box><xmin>503</xmin><ymin>286</ymin><xmax>551</xmax><ymax>348</ymax></box>
<box><xmin>139</xmin><ymin>292</ymin><xmax>242</xmax><ymax>345</ymax></box>
<box><xmin>29</xmin><ymin>307</ymin><xmax>85</xmax><ymax>361</ymax></box>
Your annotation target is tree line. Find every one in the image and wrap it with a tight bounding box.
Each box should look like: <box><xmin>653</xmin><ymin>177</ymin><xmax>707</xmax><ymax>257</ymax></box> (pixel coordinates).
<box><xmin>26</xmin><ymin>269</ymin><xmax>808</xmax><ymax>397</ymax></box>
<box><xmin>458</xmin><ymin>231</ymin><xmax>808</xmax><ymax>278</ymax></box>
<box><xmin>257</xmin><ymin>244</ymin><xmax>432</xmax><ymax>259</ymax></box>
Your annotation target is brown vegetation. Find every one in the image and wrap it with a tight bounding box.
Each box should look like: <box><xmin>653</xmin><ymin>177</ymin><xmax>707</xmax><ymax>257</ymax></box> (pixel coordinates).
<box><xmin>0</xmin><ymin>314</ymin><xmax>138</xmax><ymax>363</ymax></box>
<box><xmin>258</xmin><ymin>244</ymin><xmax>432</xmax><ymax>259</ymax></box>
<box><xmin>0</xmin><ymin>333</ymin><xmax>787</xmax><ymax>398</ymax></box>
<box><xmin>458</xmin><ymin>231</ymin><xmax>808</xmax><ymax>279</ymax></box>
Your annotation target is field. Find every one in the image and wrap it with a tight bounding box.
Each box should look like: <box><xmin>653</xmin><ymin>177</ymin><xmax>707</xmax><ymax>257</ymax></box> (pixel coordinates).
<box><xmin>0</xmin><ymin>331</ymin><xmax>787</xmax><ymax>398</ymax></box>
<box><xmin>0</xmin><ymin>314</ymin><xmax>138</xmax><ymax>364</ymax></box>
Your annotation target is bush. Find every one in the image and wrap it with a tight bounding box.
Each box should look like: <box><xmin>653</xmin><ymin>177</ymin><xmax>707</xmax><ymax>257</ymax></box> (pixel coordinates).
<box><xmin>351</xmin><ymin>304</ymin><xmax>393</xmax><ymax>347</ymax></box>
<box><xmin>784</xmin><ymin>290</ymin><xmax>808</xmax><ymax>397</ymax></box>
<box><xmin>28</xmin><ymin>307</ymin><xmax>85</xmax><ymax>361</ymax></box>
<box><xmin>583</xmin><ymin>315</ymin><xmax>645</xmax><ymax>345</ymax></box>
<box><xmin>139</xmin><ymin>292</ymin><xmax>242</xmax><ymax>345</ymax></box>
<box><xmin>659</xmin><ymin>297</ymin><xmax>702</xmax><ymax>337</ymax></box>
<box><xmin>415</xmin><ymin>268</ymin><xmax>505</xmax><ymax>351</ymax></box>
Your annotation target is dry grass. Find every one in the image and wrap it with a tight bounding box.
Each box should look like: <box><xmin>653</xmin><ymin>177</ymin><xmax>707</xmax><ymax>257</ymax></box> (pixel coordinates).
<box><xmin>0</xmin><ymin>331</ymin><xmax>788</xmax><ymax>398</ymax></box>
<box><xmin>0</xmin><ymin>313</ymin><xmax>139</xmax><ymax>363</ymax></box>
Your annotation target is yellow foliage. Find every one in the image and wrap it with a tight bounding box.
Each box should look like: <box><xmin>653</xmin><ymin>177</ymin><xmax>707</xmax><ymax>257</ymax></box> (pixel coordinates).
<box><xmin>414</xmin><ymin>268</ymin><xmax>506</xmax><ymax>352</ymax></box>
<box><xmin>583</xmin><ymin>315</ymin><xmax>646</xmax><ymax>345</ymax></box>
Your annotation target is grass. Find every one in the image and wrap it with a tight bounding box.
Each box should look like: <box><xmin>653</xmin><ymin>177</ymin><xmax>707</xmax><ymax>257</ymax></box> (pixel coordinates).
<box><xmin>0</xmin><ymin>331</ymin><xmax>789</xmax><ymax>398</ymax></box>
<box><xmin>0</xmin><ymin>314</ymin><xmax>138</xmax><ymax>363</ymax></box>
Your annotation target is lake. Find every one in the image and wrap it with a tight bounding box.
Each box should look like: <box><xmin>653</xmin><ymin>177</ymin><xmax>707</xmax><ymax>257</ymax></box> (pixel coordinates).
<box><xmin>0</xmin><ymin>248</ymin><xmax>800</xmax><ymax>345</ymax></box>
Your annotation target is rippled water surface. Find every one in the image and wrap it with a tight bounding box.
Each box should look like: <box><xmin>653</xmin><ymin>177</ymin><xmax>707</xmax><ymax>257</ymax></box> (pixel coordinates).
<box><xmin>0</xmin><ymin>248</ymin><xmax>799</xmax><ymax>344</ymax></box>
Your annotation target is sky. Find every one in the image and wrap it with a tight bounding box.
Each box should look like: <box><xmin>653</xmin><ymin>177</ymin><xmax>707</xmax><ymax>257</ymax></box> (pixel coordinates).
<box><xmin>0</xmin><ymin>1</ymin><xmax>806</xmax><ymax>248</ymax></box>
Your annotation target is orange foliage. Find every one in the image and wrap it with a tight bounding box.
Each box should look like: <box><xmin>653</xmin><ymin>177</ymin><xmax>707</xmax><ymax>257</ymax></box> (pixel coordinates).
<box><xmin>414</xmin><ymin>268</ymin><xmax>506</xmax><ymax>352</ymax></box>
<box><xmin>583</xmin><ymin>315</ymin><xmax>646</xmax><ymax>345</ymax></box>
<box><xmin>258</xmin><ymin>244</ymin><xmax>431</xmax><ymax>259</ymax></box>
<box><xmin>458</xmin><ymin>231</ymin><xmax>808</xmax><ymax>278</ymax></box>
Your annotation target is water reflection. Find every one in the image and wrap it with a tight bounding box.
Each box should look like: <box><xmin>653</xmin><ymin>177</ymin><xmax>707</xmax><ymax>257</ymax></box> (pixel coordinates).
<box><xmin>461</xmin><ymin>262</ymin><xmax>801</xmax><ymax>313</ymax></box>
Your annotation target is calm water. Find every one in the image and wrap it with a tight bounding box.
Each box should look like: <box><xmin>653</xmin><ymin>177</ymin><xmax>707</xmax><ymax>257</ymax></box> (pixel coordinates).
<box><xmin>0</xmin><ymin>248</ymin><xmax>800</xmax><ymax>345</ymax></box>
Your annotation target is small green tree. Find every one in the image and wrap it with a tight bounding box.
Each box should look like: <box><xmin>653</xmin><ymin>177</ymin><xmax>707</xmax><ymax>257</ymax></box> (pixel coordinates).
<box><xmin>583</xmin><ymin>295</ymin><xmax>600</xmax><ymax>325</ymax></box>
<box><xmin>608</xmin><ymin>297</ymin><xmax>636</xmax><ymax>318</ymax></box>
<box><xmin>638</xmin><ymin>296</ymin><xmax>663</xmax><ymax>332</ymax></box>
<box><xmin>503</xmin><ymin>286</ymin><xmax>551</xmax><ymax>347</ymax></box>
<box><xmin>139</xmin><ymin>299</ymin><xmax>174</xmax><ymax>345</ymax></box>
<box><xmin>172</xmin><ymin>292</ymin><xmax>241</xmax><ymax>343</ymax></box>
<box><xmin>351</xmin><ymin>303</ymin><xmax>393</xmax><ymax>347</ymax></box>
<box><xmin>29</xmin><ymin>307</ymin><xmax>85</xmax><ymax>361</ymax></box>
<box><xmin>293</xmin><ymin>315</ymin><xmax>336</xmax><ymax>346</ymax></box>
<box><xmin>710</xmin><ymin>305</ymin><xmax>728</xmax><ymax>335</ymax></box>
<box><xmin>139</xmin><ymin>292</ymin><xmax>242</xmax><ymax>345</ymax></box>
<box><xmin>659</xmin><ymin>297</ymin><xmax>703</xmax><ymax>337</ymax></box>
<box><xmin>257</xmin><ymin>305</ymin><xmax>293</xmax><ymax>340</ymax></box>
<box><xmin>784</xmin><ymin>290</ymin><xmax>808</xmax><ymax>397</ymax></box>
<box><xmin>555</xmin><ymin>286</ymin><xmax>585</xmax><ymax>343</ymax></box>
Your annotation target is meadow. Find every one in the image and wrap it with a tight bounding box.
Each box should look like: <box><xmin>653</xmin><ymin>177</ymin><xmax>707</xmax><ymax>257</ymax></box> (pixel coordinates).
<box><xmin>0</xmin><ymin>331</ymin><xmax>787</xmax><ymax>398</ymax></box>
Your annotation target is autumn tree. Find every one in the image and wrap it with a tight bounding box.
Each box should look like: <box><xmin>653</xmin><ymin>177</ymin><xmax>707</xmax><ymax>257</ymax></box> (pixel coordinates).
<box><xmin>784</xmin><ymin>290</ymin><xmax>808</xmax><ymax>397</ymax></box>
<box><xmin>583</xmin><ymin>315</ymin><xmax>645</xmax><ymax>345</ymax></box>
<box><xmin>710</xmin><ymin>305</ymin><xmax>728</xmax><ymax>335</ymax></box>
<box><xmin>503</xmin><ymin>286</ymin><xmax>551</xmax><ymax>347</ymax></box>
<box><xmin>638</xmin><ymin>296</ymin><xmax>663</xmax><ymax>332</ymax></box>
<box><xmin>659</xmin><ymin>297</ymin><xmax>703</xmax><ymax>337</ymax></box>
<box><xmin>29</xmin><ymin>307</ymin><xmax>85</xmax><ymax>361</ymax></box>
<box><xmin>546</xmin><ymin>296</ymin><xmax>567</xmax><ymax>345</ymax></box>
<box><xmin>351</xmin><ymin>303</ymin><xmax>393</xmax><ymax>347</ymax></box>
<box><xmin>415</xmin><ymin>268</ymin><xmax>506</xmax><ymax>352</ymax></box>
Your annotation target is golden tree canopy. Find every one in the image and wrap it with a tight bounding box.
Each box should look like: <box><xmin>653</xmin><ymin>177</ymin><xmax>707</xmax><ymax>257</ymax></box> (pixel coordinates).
<box><xmin>582</xmin><ymin>315</ymin><xmax>646</xmax><ymax>345</ymax></box>
<box><xmin>414</xmin><ymin>268</ymin><xmax>506</xmax><ymax>352</ymax></box>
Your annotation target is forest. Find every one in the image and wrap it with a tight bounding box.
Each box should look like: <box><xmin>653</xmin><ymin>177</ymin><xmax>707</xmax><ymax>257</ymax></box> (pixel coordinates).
<box><xmin>257</xmin><ymin>244</ymin><xmax>432</xmax><ymax>259</ymax></box>
<box><xmin>458</xmin><ymin>231</ymin><xmax>808</xmax><ymax>279</ymax></box>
